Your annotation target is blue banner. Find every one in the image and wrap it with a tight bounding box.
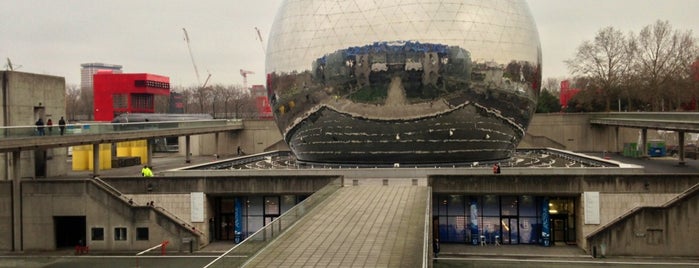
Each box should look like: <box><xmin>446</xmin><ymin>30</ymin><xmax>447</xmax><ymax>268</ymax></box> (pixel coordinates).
<box><xmin>541</xmin><ymin>197</ymin><xmax>550</xmax><ymax>247</ymax></box>
<box><xmin>470</xmin><ymin>198</ymin><xmax>479</xmax><ymax>245</ymax></box>
<box><xmin>234</xmin><ymin>197</ymin><xmax>243</xmax><ymax>243</ymax></box>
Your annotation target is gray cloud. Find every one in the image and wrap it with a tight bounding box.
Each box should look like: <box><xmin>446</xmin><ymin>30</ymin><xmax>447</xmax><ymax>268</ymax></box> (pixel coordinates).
<box><xmin>1</xmin><ymin>0</ymin><xmax>697</xmax><ymax>88</ymax></box>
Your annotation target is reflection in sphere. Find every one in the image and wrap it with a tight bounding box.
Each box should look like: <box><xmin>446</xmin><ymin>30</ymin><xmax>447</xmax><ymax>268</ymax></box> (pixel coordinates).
<box><xmin>266</xmin><ymin>0</ymin><xmax>541</xmax><ymax>164</ymax></box>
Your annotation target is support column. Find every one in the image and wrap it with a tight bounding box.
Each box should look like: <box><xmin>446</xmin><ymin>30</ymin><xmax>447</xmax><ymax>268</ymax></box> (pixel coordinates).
<box><xmin>215</xmin><ymin>133</ymin><xmax>220</xmax><ymax>159</ymax></box>
<box><xmin>185</xmin><ymin>135</ymin><xmax>191</xmax><ymax>164</ymax></box>
<box><xmin>92</xmin><ymin>143</ymin><xmax>100</xmax><ymax>177</ymax></box>
<box><xmin>146</xmin><ymin>139</ymin><xmax>153</xmax><ymax>167</ymax></box>
<box><xmin>678</xmin><ymin>131</ymin><xmax>686</xmax><ymax>166</ymax></box>
<box><xmin>640</xmin><ymin>128</ymin><xmax>648</xmax><ymax>158</ymax></box>
<box><xmin>614</xmin><ymin>126</ymin><xmax>619</xmax><ymax>154</ymax></box>
<box><xmin>11</xmin><ymin>151</ymin><xmax>22</xmax><ymax>251</ymax></box>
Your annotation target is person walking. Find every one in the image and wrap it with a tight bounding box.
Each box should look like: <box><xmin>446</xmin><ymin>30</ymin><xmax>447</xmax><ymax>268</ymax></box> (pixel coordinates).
<box><xmin>35</xmin><ymin>118</ymin><xmax>45</xmax><ymax>136</ymax></box>
<box><xmin>141</xmin><ymin>165</ymin><xmax>154</xmax><ymax>177</ymax></box>
<box><xmin>58</xmin><ymin>116</ymin><xmax>66</xmax><ymax>135</ymax></box>
<box><xmin>433</xmin><ymin>238</ymin><xmax>440</xmax><ymax>260</ymax></box>
<box><xmin>46</xmin><ymin>118</ymin><xmax>53</xmax><ymax>135</ymax></box>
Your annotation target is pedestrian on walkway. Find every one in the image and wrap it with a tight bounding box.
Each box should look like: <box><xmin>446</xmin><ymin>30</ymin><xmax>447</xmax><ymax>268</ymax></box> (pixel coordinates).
<box><xmin>58</xmin><ymin>116</ymin><xmax>66</xmax><ymax>135</ymax></box>
<box><xmin>35</xmin><ymin>118</ymin><xmax>45</xmax><ymax>136</ymax></box>
<box><xmin>47</xmin><ymin>118</ymin><xmax>53</xmax><ymax>135</ymax></box>
<box><xmin>433</xmin><ymin>238</ymin><xmax>440</xmax><ymax>259</ymax></box>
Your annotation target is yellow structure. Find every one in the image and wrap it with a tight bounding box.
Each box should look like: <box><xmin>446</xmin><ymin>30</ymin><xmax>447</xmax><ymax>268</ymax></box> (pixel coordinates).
<box><xmin>71</xmin><ymin>144</ymin><xmax>112</xmax><ymax>171</ymax></box>
<box><xmin>71</xmin><ymin>140</ymin><xmax>148</xmax><ymax>171</ymax></box>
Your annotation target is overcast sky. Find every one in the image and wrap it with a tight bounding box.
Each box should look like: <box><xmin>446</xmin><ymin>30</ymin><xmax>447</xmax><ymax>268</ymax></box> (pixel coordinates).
<box><xmin>1</xmin><ymin>0</ymin><xmax>698</xmax><ymax>89</ymax></box>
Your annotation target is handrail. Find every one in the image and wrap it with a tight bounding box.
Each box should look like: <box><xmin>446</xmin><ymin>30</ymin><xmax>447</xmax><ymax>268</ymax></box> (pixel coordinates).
<box><xmin>136</xmin><ymin>241</ymin><xmax>169</xmax><ymax>256</ymax></box>
<box><xmin>92</xmin><ymin>176</ymin><xmax>124</xmax><ymax>197</ymax></box>
<box><xmin>0</xmin><ymin>119</ymin><xmax>241</xmax><ymax>140</ymax></box>
<box><xmin>422</xmin><ymin>187</ymin><xmax>431</xmax><ymax>268</ymax></box>
<box><xmin>586</xmin><ymin>182</ymin><xmax>699</xmax><ymax>239</ymax></box>
<box><xmin>152</xmin><ymin>206</ymin><xmax>207</xmax><ymax>238</ymax></box>
<box><xmin>88</xmin><ymin>178</ymin><xmax>205</xmax><ymax>239</ymax></box>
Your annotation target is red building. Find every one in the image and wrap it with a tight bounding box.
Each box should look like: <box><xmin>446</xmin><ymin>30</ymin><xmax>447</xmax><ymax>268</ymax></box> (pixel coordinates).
<box><xmin>559</xmin><ymin>80</ymin><xmax>580</xmax><ymax>110</ymax></box>
<box><xmin>93</xmin><ymin>72</ymin><xmax>170</xmax><ymax>121</ymax></box>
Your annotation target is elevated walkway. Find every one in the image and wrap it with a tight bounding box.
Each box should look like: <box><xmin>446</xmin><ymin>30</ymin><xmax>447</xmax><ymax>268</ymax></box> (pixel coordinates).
<box><xmin>244</xmin><ymin>185</ymin><xmax>429</xmax><ymax>267</ymax></box>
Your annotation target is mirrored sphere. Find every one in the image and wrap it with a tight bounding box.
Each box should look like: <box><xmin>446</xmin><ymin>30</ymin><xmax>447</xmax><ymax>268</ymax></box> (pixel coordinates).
<box><xmin>266</xmin><ymin>0</ymin><xmax>541</xmax><ymax>164</ymax></box>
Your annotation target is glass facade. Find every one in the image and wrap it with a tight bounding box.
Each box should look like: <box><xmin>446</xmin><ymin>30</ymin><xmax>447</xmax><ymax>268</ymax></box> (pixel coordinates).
<box><xmin>433</xmin><ymin>195</ymin><xmax>576</xmax><ymax>245</ymax></box>
<box><xmin>213</xmin><ymin>195</ymin><xmax>308</xmax><ymax>242</ymax></box>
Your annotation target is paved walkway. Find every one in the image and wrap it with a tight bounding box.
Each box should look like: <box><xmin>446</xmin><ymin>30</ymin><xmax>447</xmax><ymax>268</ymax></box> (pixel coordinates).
<box><xmin>244</xmin><ymin>186</ymin><xmax>429</xmax><ymax>267</ymax></box>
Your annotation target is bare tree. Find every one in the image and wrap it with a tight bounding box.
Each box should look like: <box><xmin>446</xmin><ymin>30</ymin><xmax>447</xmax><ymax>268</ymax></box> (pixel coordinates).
<box><xmin>632</xmin><ymin>20</ymin><xmax>697</xmax><ymax>111</ymax></box>
<box><xmin>219</xmin><ymin>84</ymin><xmax>243</xmax><ymax>118</ymax></box>
<box><xmin>542</xmin><ymin>77</ymin><xmax>560</xmax><ymax>93</ymax></box>
<box><xmin>192</xmin><ymin>85</ymin><xmax>211</xmax><ymax>114</ymax></box>
<box><xmin>211</xmin><ymin>84</ymin><xmax>229</xmax><ymax>118</ymax></box>
<box><xmin>566</xmin><ymin>26</ymin><xmax>634</xmax><ymax>111</ymax></box>
<box><xmin>65</xmin><ymin>83</ymin><xmax>81</xmax><ymax>120</ymax></box>
<box><xmin>178</xmin><ymin>87</ymin><xmax>193</xmax><ymax>114</ymax></box>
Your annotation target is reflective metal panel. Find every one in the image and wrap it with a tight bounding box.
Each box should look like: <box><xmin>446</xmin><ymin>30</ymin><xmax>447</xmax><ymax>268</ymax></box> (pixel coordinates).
<box><xmin>266</xmin><ymin>0</ymin><xmax>541</xmax><ymax>164</ymax></box>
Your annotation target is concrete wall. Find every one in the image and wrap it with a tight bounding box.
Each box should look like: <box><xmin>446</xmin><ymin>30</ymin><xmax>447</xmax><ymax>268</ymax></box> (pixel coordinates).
<box><xmin>0</xmin><ymin>182</ymin><xmax>11</xmax><ymax>251</ymax></box>
<box><xmin>19</xmin><ymin>180</ymin><xmax>200</xmax><ymax>252</ymax></box>
<box><xmin>103</xmin><ymin>176</ymin><xmax>339</xmax><ymax>195</ymax></box>
<box><xmin>0</xmin><ymin>71</ymin><xmax>67</xmax><ymax>180</ymax></box>
<box><xmin>179</xmin><ymin>120</ymin><xmax>284</xmax><ymax>157</ymax></box>
<box><xmin>128</xmin><ymin>193</ymin><xmax>211</xmax><ymax>243</ymax></box>
<box><xmin>587</xmin><ymin>186</ymin><xmax>699</xmax><ymax>257</ymax></box>
<box><xmin>181</xmin><ymin>113</ymin><xmax>653</xmax><ymax>160</ymax></box>
<box><xmin>524</xmin><ymin>113</ymin><xmax>641</xmax><ymax>153</ymax></box>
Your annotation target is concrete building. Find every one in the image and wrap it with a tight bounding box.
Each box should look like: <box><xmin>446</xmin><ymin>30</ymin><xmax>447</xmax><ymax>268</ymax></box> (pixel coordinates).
<box><xmin>79</xmin><ymin>63</ymin><xmax>123</xmax><ymax>120</ymax></box>
<box><xmin>0</xmin><ymin>71</ymin><xmax>68</xmax><ymax>179</ymax></box>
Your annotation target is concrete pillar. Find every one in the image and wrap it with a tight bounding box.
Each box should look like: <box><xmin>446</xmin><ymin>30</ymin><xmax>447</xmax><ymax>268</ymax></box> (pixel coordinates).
<box><xmin>92</xmin><ymin>143</ymin><xmax>100</xmax><ymax>177</ymax></box>
<box><xmin>147</xmin><ymin>139</ymin><xmax>153</xmax><ymax>167</ymax></box>
<box><xmin>678</xmin><ymin>131</ymin><xmax>686</xmax><ymax>165</ymax></box>
<box><xmin>185</xmin><ymin>135</ymin><xmax>191</xmax><ymax>164</ymax></box>
<box><xmin>640</xmin><ymin>128</ymin><xmax>648</xmax><ymax>158</ymax></box>
<box><xmin>215</xmin><ymin>133</ymin><xmax>220</xmax><ymax>159</ymax></box>
<box><xmin>11</xmin><ymin>151</ymin><xmax>22</xmax><ymax>251</ymax></box>
<box><xmin>614</xmin><ymin>126</ymin><xmax>619</xmax><ymax>153</ymax></box>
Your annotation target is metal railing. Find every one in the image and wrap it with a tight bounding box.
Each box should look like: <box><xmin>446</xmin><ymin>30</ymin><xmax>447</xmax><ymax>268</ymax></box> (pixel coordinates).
<box><xmin>203</xmin><ymin>178</ymin><xmax>343</xmax><ymax>268</ymax></box>
<box><xmin>0</xmin><ymin>119</ymin><xmax>241</xmax><ymax>139</ymax></box>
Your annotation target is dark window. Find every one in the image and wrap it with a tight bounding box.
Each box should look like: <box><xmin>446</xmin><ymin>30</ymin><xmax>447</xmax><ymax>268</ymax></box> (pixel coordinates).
<box><xmin>134</xmin><ymin>80</ymin><xmax>170</xmax><ymax>89</ymax></box>
<box><xmin>91</xmin><ymin>227</ymin><xmax>104</xmax><ymax>241</ymax></box>
<box><xmin>136</xmin><ymin>227</ymin><xmax>149</xmax><ymax>241</ymax></box>
<box><xmin>114</xmin><ymin>227</ymin><xmax>127</xmax><ymax>241</ymax></box>
<box><xmin>113</xmin><ymin>94</ymin><xmax>128</xmax><ymax>109</ymax></box>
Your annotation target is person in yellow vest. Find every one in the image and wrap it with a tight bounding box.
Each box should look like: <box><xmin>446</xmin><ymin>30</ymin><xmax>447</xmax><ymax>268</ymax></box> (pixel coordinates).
<box><xmin>141</xmin><ymin>165</ymin><xmax>154</xmax><ymax>177</ymax></box>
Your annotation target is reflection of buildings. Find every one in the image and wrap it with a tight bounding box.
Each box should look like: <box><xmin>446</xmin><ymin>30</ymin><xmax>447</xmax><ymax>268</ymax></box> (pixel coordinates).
<box><xmin>312</xmin><ymin>41</ymin><xmax>472</xmax><ymax>104</ymax></box>
<box><xmin>559</xmin><ymin>80</ymin><xmax>580</xmax><ymax>110</ymax></box>
<box><xmin>250</xmin><ymin>85</ymin><xmax>273</xmax><ymax>119</ymax></box>
<box><xmin>169</xmin><ymin>92</ymin><xmax>184</xmax><ymax>114</ymax></box>
<box><xmin>92</xmin><ymin>72</ymin><xmax>170</xmax><ymax>122</ymax></box>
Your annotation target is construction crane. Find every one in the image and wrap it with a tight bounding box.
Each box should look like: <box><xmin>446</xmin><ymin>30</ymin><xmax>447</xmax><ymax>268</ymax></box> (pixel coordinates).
<box><xmin>240</xmin><ymin>69</ymin><xmax>254</xmax><ymax>90</ymax></box>
<box><xmin>5</xmin><ymin>58</ymin><xmax>21</xmax><ymax>71</ymax></box>
<box><xmin>182</xmin><ymin>28</ymin><xmax>201</xmax><ymax>85</ymax></box>
<box><xmin>254</xmin><ymin>27</ymin><xmax>266</xmax><ymax>53</ymax></box>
